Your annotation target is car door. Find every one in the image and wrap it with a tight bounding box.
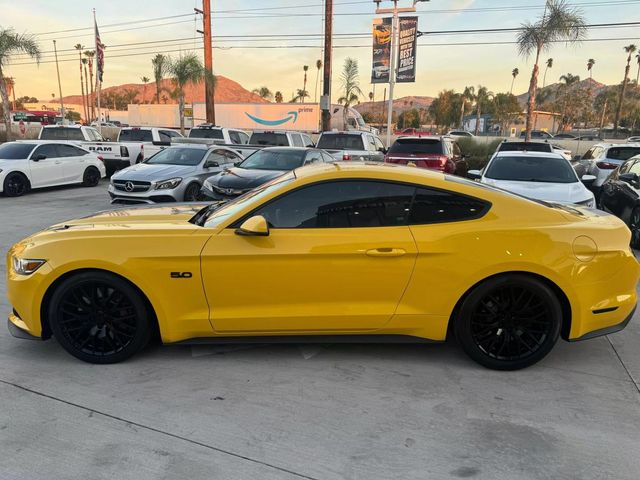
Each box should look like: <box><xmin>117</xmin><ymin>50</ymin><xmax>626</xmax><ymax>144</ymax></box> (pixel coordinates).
<box><xmin>370</xmin><ymin>136</ymin><xmax>386</xmax><ymax>162</ymax></box>
<box><xmin>614</xmin><ymin>160</ymin><xmax>640</xmax><ymax>224</ymax></box>
<box><xmin>55</xmin><ymin>144</ymin><xmax>91</xmax><ymax>182</ymax></box>
<box><xmin>28</xmin><ymin>143</ymin><xmax>66</xmax><ymax>187</ymax></box>
<box><xmin>200</xmin><ymin>180</ymin><xmax>418</xmax><ymax>333</ymax></box>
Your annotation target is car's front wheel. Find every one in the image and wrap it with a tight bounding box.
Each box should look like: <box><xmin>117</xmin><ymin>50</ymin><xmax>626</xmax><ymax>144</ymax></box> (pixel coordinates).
<box><xmin>3</xmin><ymin>172</ymin><xmax>30</xmax><ymax>197</ymax></box>
<box><xmin>454</xmin><ymin>274</ymin><xmax>562</xmax><ymax>370</ymax></box>
<box><xmin>183</xmin><ymin>182</ymin><xmax>201</xmax><ymax>202</ymax></box>
<box><xmin>48</xmin><ymin>271</ymin><xmax>151</xmax><ymax>364</ymax></box>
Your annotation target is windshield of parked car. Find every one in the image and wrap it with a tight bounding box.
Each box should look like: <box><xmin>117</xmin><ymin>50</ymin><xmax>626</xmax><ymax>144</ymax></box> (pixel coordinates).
<box><xmin>317</xmin><ymin>134</ymin><xmax>365</xmax><ymax>150</ymax></box>
<box><xmin>189</xmin><ymin>128</ymin><xmax>224</xmax><ymax>139</ymax></box>
<box><xmin>485</xmin><ymin>155</ymin><xmax>578</xmax><ymax>183</ymax></box>
<box><xmin>249</xmin><ymin>132</ymin><xmax>288</xmax><ymax>146</ymax></box>
<box><xmin>238</xmin><ymin>149</ymin><xmax>306</xmax><ymax>171</ymax></box>
<box><xmin>388</xmin><ymin>138</ymin><xmax>443</xmax><ymax>154</ymax></box>
<box><xmin>145</xmin><ymin>148</ymin><xmax>206</xmax><ymax>166</ymax></box>
<box><xmin>119</xmin><ymin>129</ymin><xmax>153</xmax><ymax>142</ymax></box>
<box><xmin>606</xmin><ymin>147</ymin><xmax>640</xmax><ymax>160</ymax></box>
<box><xmin>497</xmin><ymin>142</ymin><xmax>552</xmax><ymax>153</ymax></box>
<box><xmin>0</xmin><ymin>143</ymin><xmax>36</xmax><ymax>159</ymax></box>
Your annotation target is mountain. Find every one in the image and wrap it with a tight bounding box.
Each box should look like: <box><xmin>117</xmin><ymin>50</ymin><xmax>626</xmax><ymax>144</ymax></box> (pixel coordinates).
<box><xmin>354</xmin><ymin>95</ymin><xmax>434</xmax><ymax>116</ymax></box>
<box><xmin>57</xmin><ymin>76</ymin><xmax>268</xmax><ymax>106</ymax></box>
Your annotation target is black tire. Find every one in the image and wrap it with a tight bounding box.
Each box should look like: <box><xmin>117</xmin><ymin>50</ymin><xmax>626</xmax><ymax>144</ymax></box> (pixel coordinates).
<box><xmin>183</xmin><ymin>182</ymin><xmax>201</xmax><ymax>202</ymax></box>
<box><xmin>3</xmin><ymin>172</ymin><xmax>29</xmax><ymax>197</ymax></box>
<box><xmin>82</xmin><ymin>166</ymin><xmax>101</xmax><ymax>187</ymax></box>
<box><xmin>629</xmin><ymin>207</ymin><xmax>640</xmax><ymax>249</ymax></box>
<box><xmin>454</xmin><ymin>274</ymin><xmax>562</xmax><ymax>370</ymax></box>
<box><xmin>48</xmin><ymin>271</ymin><xmax>151</xmax><ymax>364</ymax></box>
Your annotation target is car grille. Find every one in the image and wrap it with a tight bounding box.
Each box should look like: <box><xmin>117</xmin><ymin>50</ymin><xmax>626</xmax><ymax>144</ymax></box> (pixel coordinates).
<box><xmin>112</xmin><ymin>179</ymin><xmax>151</xmax><ymax>192</ymax></box>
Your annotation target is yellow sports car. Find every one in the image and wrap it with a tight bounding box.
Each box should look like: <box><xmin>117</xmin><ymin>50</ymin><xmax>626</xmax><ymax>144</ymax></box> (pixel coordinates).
<box><xmin>7</xmin><ymin>163</ymin><xmax>639</xmax><ymax>370</ymax></box>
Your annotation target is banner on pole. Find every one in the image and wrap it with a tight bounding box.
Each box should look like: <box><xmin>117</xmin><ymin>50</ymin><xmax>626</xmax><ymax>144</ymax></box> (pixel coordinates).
<box><xmin>397</xmin><ymin>16</ymin><xmax>418</xmax><ymax>83</ymax></box>
<box><xmin>371</xmin><ymin>17</ymin><xmax>392</xmax><ymax>84</ymax></box>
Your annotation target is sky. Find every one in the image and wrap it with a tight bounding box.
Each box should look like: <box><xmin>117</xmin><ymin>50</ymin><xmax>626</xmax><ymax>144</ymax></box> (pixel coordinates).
<box><xmin>2</xmin><ymin>0</ymin><xmax>640</xmax><ymax>105</ymax></box>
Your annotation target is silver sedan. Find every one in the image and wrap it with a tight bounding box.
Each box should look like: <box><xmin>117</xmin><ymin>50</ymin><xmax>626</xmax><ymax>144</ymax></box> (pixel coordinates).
<box><xmin>108</xmin><ymin>145</ymin><xmax>243</xmax><ymax>204</ymax></box>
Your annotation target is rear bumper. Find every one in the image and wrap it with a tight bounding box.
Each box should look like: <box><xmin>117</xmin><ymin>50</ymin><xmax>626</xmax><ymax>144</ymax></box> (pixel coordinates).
<box><xmin>569</xmin><ymin>305</ymin><xmax>635</xmax><ymax>342</ymax></box>
<box><xmin>104</xmin><ymin>159</ymin><xmax>131</xmax><ymax>172</ymax></box>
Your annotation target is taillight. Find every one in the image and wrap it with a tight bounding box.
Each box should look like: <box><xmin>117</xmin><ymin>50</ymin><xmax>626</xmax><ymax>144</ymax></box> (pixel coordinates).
<box><xmin>596</xmin><ymin>161</ymin><xmax>617</xmax><ymax>170</ymax></box>
<box><xmin>97</xmin><ymin>155</ymin><xmax>104</xmax><ymax>162</ymax></box>
<box><xmin>343</xmin><ymin>154</ymin><xmax>351</xmax><ymax>161</ymax></box>
<box><xmin>120</xmin><ymin>146</ymin><xmax>129</xmax><ymax>157</ymax></box>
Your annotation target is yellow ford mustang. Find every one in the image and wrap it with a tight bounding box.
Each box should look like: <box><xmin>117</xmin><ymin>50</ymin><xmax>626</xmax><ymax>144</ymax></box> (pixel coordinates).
<box><xmin>7</xmin><ymin>163</ymin><xmax>639</xmax><ymax>369</ymax></box>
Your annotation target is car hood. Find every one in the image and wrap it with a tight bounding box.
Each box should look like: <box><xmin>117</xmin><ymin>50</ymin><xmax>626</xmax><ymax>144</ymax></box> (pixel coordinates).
<box><xmin>483</xmin><ymin>178</ymin><xmax>592</xmax><ymax>203</ymax></box>
<box><xmin>208</xmin><ymin>167</ymin><xmax>284</xmax><ymax>189</ymax></box>
<box><xmin>112</xmin><ymin>163</ymin><xmax>197</xmax><ymax>181</ymax></box>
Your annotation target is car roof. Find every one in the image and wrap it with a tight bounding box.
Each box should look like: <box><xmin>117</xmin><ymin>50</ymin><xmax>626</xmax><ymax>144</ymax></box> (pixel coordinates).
<box><xmin>42</xmin><ymin>124</ymin><xmax>84</xmax><ymax>129</ymax></box>
<box><xmin>493</xmin><ymin>151</ymin><xmax>565</xmax><ymax>159</ymax></box>
<box><xmin>321</xmin><ymin>131</ymin><xmax>365</xmax><ymax>135</ymax></box>
<box><xmin>262</xmin><ymin>147</ymin><xmax>316</xmax><ymax>152</ymax></box>
<box><xmin>15</xmin><ymin>140</ymin><xmax>88</xmax><ymax>146</ymax></box>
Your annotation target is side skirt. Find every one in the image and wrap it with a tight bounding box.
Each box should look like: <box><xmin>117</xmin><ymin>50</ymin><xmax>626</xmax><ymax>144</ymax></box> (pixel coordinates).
<box><xmin>168</xmin><ymin>334</ymin><xmax>442</xmax><ymax>346</ymax></box>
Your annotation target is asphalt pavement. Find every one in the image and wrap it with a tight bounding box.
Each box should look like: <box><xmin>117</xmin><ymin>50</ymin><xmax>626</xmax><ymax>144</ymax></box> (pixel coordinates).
<box><xmin>0</xmin><ymin>181</ymin><xmax>639</xmax><ymax>480</ymax></box>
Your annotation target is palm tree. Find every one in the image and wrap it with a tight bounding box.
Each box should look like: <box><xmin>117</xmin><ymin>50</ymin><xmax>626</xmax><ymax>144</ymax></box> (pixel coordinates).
<box><xmin>166</xmin><ymin>53</ymin><xmax>204</xmax><ymax>134</ymax></box>
<box><xmin>302</xmin><ymin>65</ymin><xmax>309</xmax><ymax>103</ymax></box>
<box><xmin>74</xmin><ymin>44</ymin><xmax>87</xmax><ymax>122</ymax></box>
<box><xmin>510</xmin><ymin>68</ymin><xmax>519</xmax><ymax>94</ymax></box>
<box><xmin>151</xmin><ymin>54</ymin><xmax>168</xmax><ymax>104</ymax></box>
<box><xmin>82</xmin><ymin>58</ymin><xmax>90</xmax><ymax>119</ymax></box>
<box><xmin>613</xmin><ymin>44</ymin><xmax>638</xmax><ymax>134</ymax></box>
<box><xmin>274</xmin><ymin>91</ymin><xmax>283</xmax><ymax>103</ymax></box>
<box><xmin>459</xmin><ymin>86</ymin><xmax>475</xmax><ymax>128</ymax></box>
<box><xmin>140</xmin><ymin>76</ymin><xmax>150</xmax><ymax>104</ymax></box>
<box><xmin>517</xmin><ymin>0</ymin><xmax>587</xmax><ymax>141</ymax></box>
<box><xmin>289</xmin><ymin>89</ymin><xmax>309</xmax><ymax>103</ymax></box>
<box><xmin>474</xmin><ymin>86</ymin><xmax>493</xmax><ymax>136</ymax></box>
<box><xmin>84</xmin><ymin>50</ymin><xmax>96</xmax><ymax>119</ymax></box>
<box><xmin>252</xmin><ymin>87</ymin><xmax>273</xmax><ymax>100</ymax></box>
<box><xmin>542</xmin><ymin>58</ymin><xmax>553</xmax><ymax>87</ymax></box>
<box><xmin>314</xmin><ymin>59</ymin><xmax>322</xmax><ymax>102</ymax></box>
<box><xmin>587</xmin><ymin>58</ymin><xmax>595</xmax><ymax>83</ymax></box>
<box><xmin>0</xmin><ymin>28</ymin><xmax>40</xmax><ymax>139</ymax></box>
<box><xmin>636</xmin><ymin>53</ymin><xmax>640</xmax><ymax>85</ymax></box>
<box><xmin>337</xmin><ymin>58</ymin><xmax>363</xmax><ymax>129</ymax></box>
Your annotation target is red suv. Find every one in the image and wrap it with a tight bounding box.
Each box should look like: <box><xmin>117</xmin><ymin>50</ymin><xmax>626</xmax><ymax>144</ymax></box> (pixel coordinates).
<box><xmin>384</xmin><ymin>136</ymin><xmax>468</xmax><ymax>176</ymax></box>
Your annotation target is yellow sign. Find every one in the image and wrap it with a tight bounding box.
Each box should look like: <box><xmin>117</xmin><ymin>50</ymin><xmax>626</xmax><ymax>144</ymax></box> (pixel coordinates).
<box><xmin>184</xmin><ymin>107</ymin><xmax>193</xmax><ymax>118</ymax></box>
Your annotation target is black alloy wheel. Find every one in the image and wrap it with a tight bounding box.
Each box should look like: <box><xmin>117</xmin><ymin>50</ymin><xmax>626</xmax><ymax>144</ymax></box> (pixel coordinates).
<box><xmin>3</xmin><ymin>172</ymin><xmax>29</xmax><ymax>197</ymax></box>
<box><xmin>183</xmin><ymin>182</ymin><xmax>201</xmax><ymax>202</ymax></box>
<box><xmin>49</xmin><ymin>272</ymin><xmax>151</xmax><ymax>363</ymax></box>
<box><xmin>629</xmin><ymin>207</ymin><xmax>640</xmax><ymax>249</ymax></box>
<box><xmin>82</xmin><ymin>166</ymin><xmax>101</xmax><ymax>187</ymax></box>
<box><xmin>455</xmin><ymin>274</ymin><xmax>561</xmax><ymax>370</ymax></box>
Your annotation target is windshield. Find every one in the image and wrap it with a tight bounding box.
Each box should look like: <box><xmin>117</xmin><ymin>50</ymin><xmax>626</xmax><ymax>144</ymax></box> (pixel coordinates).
<box><xmin>145</xmin><ymin>148</ymin><xmax>206</xmax><ymax>166</ymax></box>
<box><xmin>388</xmin><ymin>138</ymin><xmax>443</xmax><ymax>154</ymax></box>
<box><xmin>317</xmin><ymin>134</ymin><xmax>365</xmax><ymax>150</ymax></box>
<box><xmin>40</xmin><ymin>128</ymin><xmax>85</xmax><ymax>141</ymax></box>
<box><xmin>0</xmin><ymin>143</ymin><xmax>36</xmax><ymax>159</ymax></box>
<box><xmin>189</xmin><ymin>128</ymin><xmax>224</xmax><ymax>139</ymax></box>
<box><xmin>119</xmin><ymin>129</ymin><xmax>153</xmax><ymax>142</ymax></box>
<box><xmin>607</xmin><ymin>147</ymin><xmax>640</xmax><ymax>161</ymax></box>
<box><xmin>200</xmin><ymin>173</ymin><xmax>295</xmax><ymax>228</ymax></box>
<box><xmin>498</xmin><ymin>142</ymin><xmax>552</xmax><ymax>153</ymax></box>
<box><xmin>250</xmin><ymin>132</ymin><xmax>288</xmax><ymax>146</ymax></box>
<box><xmin>238</xmin><ymin>149</ymin><xmax>305</xmax><ymax>171</ymax></box>
<box><xmin>485</xmin><ymin>155</ymin><xmax>578</xmax><ymax>183</ymax></box>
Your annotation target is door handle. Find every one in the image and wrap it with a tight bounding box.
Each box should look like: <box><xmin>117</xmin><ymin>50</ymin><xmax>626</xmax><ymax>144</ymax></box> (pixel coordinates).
<box><xmin>366</xmin><ymin>248</ymin><xmax>406</xmax><ymax>257</ymax></box>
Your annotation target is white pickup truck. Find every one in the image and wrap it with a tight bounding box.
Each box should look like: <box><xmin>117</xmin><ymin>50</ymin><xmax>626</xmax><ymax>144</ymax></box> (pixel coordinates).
<box><xmin>116</xmin><ymin>126</ymin><xmax>184</xmax><ymax>163</ymax></box>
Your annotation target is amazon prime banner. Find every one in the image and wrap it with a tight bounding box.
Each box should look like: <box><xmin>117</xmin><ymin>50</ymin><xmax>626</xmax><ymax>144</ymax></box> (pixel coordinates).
<box><xmin>371</xmin><ymin>17</ymin><xmax>392</xmax><ymax>83</ymax></box>
<box><xmin>397</xmin><ymin>16</ymin><xmax>418</xmax><ymax>83</ymax></box>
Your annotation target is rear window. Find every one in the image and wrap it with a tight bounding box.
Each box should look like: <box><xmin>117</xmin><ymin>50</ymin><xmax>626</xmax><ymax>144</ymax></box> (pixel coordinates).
<box><xmin>497</xmin><ymin>142</ymin><xmax>552</xmax><ymax>153</ymax></box>
<box><xmin>0</xmin><ymin>143</ymin><xmax>36</xmax><ymax>159</ymax></box>
<box><xmin>485</xmin><ymin>155</ymin><xmax>577</xmax><ymax>183</ymax></box>
<box><xmin>388</xmin><ymin>138</ymin><xmax>443</xmax><ymax>155</ymax></box>
<box><xmin>40</xmin><ymin>128</ymin><xmax>84</xmax><ymax>141</ymax></box>
<box><xmin>606</xmin><ymin>147</ymin><xmax>640</xmax><ymax>161</ymax></box>
<box><xmin>189</xmin><ymin>128</ymin><xmax>224</xmax><ymax>139</ymax></box>
<box><xmin>119</xmin><ymin>129</ymin><xmax>153</xmax><ymax>142</ymax></box>
<box><xmin>250</xmin><ymin>132</ymin><xmax>289</xmax><ymax>146</ymax></box>
<box><xmin>317</xmin><ymin>134</ymin><xmax>365</xmax><ymax>150</ymax></box>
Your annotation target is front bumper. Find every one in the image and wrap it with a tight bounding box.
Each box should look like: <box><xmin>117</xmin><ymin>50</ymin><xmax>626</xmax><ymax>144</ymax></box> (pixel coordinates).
<box><xmin>108</xmin><ymin>183</ymin><xmax>182</xmax><ymax>204</ymax></box>
<box><xmin>8</xmin><ymin>314</ymin><xmax>41</xmax><ymax>340</ymax></box>
<box><xmin>200</xmin><ymin>186</ymin><xmax>240</xmax><ymax>201</ymax></box>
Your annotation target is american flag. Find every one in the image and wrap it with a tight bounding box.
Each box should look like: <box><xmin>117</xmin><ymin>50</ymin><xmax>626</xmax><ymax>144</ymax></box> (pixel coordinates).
<box><xmin>94</xmin><ymin>18</ymin><xmax>105</xmax><ymax>82</ymax></box>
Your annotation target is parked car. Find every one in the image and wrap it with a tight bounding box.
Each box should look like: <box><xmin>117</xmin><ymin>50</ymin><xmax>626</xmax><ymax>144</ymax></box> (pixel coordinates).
<box><xmin>0</xmin><ymin>140</ymin><xmax>105</xmax><ymax>197</ymax></box>
<box><xmin>553</xmin><ymin>133</ymin><xmax>578</xmax><ymax>140</ymax></box>
<box><xmin>598</xmin><ymin>154</ymin><xmax>640</xmax><ymax>245</ymax></box>
<box><xmin>91</xmin><ymin>121</ymin><xmax>117</xmax><ymax>128</ymax></box>
<box><xmin>446</xmin><ymin>130</ymin><xmax>474</xmax><ymax>138</ymax></box>
<box><xmin>519</xmin><ymin>130</ymin><xmax>554</xmax><ymax>139</ymax></box>
<box><xmin>108</xmin><ymin>145</ymin><xmax>243</xmax><ymax>204</ymax></box>
<box><xmin>8</xmin><ymin>163</ymin><xmax>639</xmax><ymax>369</ymax></box>
<box><xmin>117</xmin><ymin>126</ymin><xmax>185</xmax><ymax>166</ymax></box>
<box><xmin>580</xmin><ymin>143</ymin><xmax>640</xmax><ymax>195</ymax></box>
<box><xmin>627</xmin><ymin>136</ymin><xmax>640</xmax><ymax>143</ymax></box>
<box><xmin>249</xmin><ymin>130</ymin><xmax>315</xmax><ymax>148</ymax></box>
<box><xmin>384</xmin><ymin>136</ymin><xmax>468</xmax><ymax>176</ymax></box>
<box><xmin>494</xmin><ymin>140</ymin><xmax>571</xmax><ymax>161</ymax></box>
<box><xmin>316</xmin><ymin>131</ymin><xmax>386</xmax><ymax>162</ymax></box>
<box><xmin>468</xmin><ymin>151</ymin><xmax>596</xmax><ymax>207</ymax></box>
<box><xmin>186</xmin><ymin>124</ymin><xmax>250</xmax><ymax>144</ymax></box>
<box><xmin>200</xmin><ymin>147</ymin><xmax>332</xmax><ymax>200</ymax></box>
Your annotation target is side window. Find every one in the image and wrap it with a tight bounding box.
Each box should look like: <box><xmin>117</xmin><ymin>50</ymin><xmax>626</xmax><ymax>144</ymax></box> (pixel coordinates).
<box><xmin>32</xmin><ymin>144</ymin><xmax>59</xmax><ymax>159</ymax></box>
<box><xmin>229</xmin><ymin>131</ymin><xmax>242</xmax><ymax>144</ymax></box>
<box><xmin>57</xmin><ymin>144</ymin><xmax>87</xmax><ymax>157</ymax></box>
<box><xmin>409</xmin><ymin>187</ymin><xmax>489</xmax><ymax>225</ymax></box>
<box><xmin>321</xmin><ymin>152</ymin><xmax>335</xmax><ymax>163</ymax></box>
<box><xmin>291</xmin><ymin>134</ymin><xmax>304</xmax><ymax>147</ymax></box>
<box><xmin>619</xmin><ymin>160</ymin><xmax>635</xmax><ymax>174</ymax></box>
<box><xmin>582</xmin><ymin>148</ymin><xmax>595</xmax><ymax>160</ymax></box>
<box><xmin>452</xmin><ymin>142</ymin><xmax>462</xmax><ymax>157</ymax></box>
<box><xmin>365</xmin><ymin>135</ymin><xmax>376</xmax><ymax>151</ymax></box>
<box><xmin>166</xmin><ymin>130</ymin><xmax>182</xmax><ymax>138</ymax></box>
<box><xmin>67</xmin><ymin>129</ymin><xmax>84</xmax><ymax>141</ymax></box>
<box><xmin>374</xmin><ymin>137</ymin><xmax>385</xmax><ymax>151</ymax></box>
<box><xmin>204</xmin><ymin>150</ymin><xmax>227</xmax><ymax>166</ymax></box>
<box><xmin>251</xmin><ymin>181</ymin><xmax>415</xmax><ymax>229</ymax></box>
<box><xmin>304</xmin><ymin>151</ymin><xmax>323</xmax><ymax>164</ymax></box>
<box><xmin>592</xmin><ymin>147</ymin><xmax>604</xmax><ymax>159</ymax></box>
<box><xmin>158</xmin><ymin>131</ymin><xmax>172</xmax><ymax>143</ymax></box>
<box><xmin>628</xmin><ymin>161</ymin><xmax>640</xmax><ymax>175</ymax></box>
<box><xmin>239</xmin><ymin>132</ymin><xmax>250</xmax><ymax>144</ymax></box>
<box><xmin>87</xmin><ymin>128</ymin><xmax>103</xmax><ymax>141</ymax></box>
<box><xmin>302</xmin><ymin>134</ymin><xmax>315</xmax><ymax>147</ymax></box>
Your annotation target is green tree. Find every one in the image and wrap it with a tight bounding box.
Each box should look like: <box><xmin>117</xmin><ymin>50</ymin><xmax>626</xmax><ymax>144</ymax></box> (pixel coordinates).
<box><xmin>302</xmin><ymin>65</ymin><xmax>309</xmax><ymax>103</ymax></box>
<box><xmin>252</xmin><ymin>86</ymin><xmax>273</xmax><ymax>100</ymax></box>
<box><xmin>517</xmin><ymin>0</ymin><xmax>587</xmax><ymax>141</ymax></box>
<box><xmin>459</xmin><ymin>86</ymin><xmax>475</xmax><ymax>128</ymax></box>
<box><xmin>510</xmin><ymin>68</ymin><xmax>519</xmax><ymax>94</ymax></box>
<box><xmin>141</xmin><ymin>76</ymin><xmax>150</xmax><ymax>103</ymax></box>
<box><xmin>474</xmin><ymin>86</ymin><xmax>493</xmax><ymax>135</ymax></box>
<box><xmin>337</xmin><ymin>58</ymin><xmax>363</xmax><ymax>130</ymax></box>
<box><xmin>274</xmin><ymin>91</ymin><xmax>283</xmax><ymax>103</ymax></box>
<box><xmin>151</xmin><ymin>54</ymin><xmax>168</xmax><ymax>104</ymax></box>
<box><xmin>428</xmin><ymin>90</ymin><xmax>458</xmax><ymax>130</ymax></box>
<box><xmin>289</xmin><ymin>89</ymin><xmax>309</xmax><ymax>103</ymax></box>
<box><xmin>587</xmin><ymin>58</ymin><xmax>595</xmax><ymax>83</ymax></box>
<box><xmin>74</xmin><ymin>44</ymin><xmax>88</xmax><ymax>122</ymax></box>
<box><xmin>0</xmin><ymin>28</ymin><xmax>41</xmax><ymax>139</ymax></box>
<box><xmin>167</xmin><ymin>53</ymin><xmax>204</xmax><ymax>134</ymax></box>
<box><xmin>542</xmin><ymin>58</ymin><xmax>553</xmax><ymax>87</ymax></box>
<box><xmin>492</xmin><ymin>93</ymin><xmax>522</xmax><ymax>135</ymax></box>
<box><xmin>84</xmin><ymin>50</ymin><xmax>96</xmax><ymax>119</ymax></box>
<box><xmin>613</xmin><ymin>44</ymin><xmax>637</xmax><ymax>134</ymax></box>
<box><xmin>314</xmin><ymin>59</ymin><xmax>322</xmax><ymax>102</ymax></box>
<box><xmin>65</xmin><ymin>110</ymin><xmax>81</xmax><ymax>122</ymax></box>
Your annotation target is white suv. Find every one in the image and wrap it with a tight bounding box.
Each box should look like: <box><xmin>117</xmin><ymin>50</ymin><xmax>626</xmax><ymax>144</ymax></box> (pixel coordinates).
<box><xmin>581</xmin><ymin>143</ymin><xmax>640</xmax><ymax>193</ymax></box>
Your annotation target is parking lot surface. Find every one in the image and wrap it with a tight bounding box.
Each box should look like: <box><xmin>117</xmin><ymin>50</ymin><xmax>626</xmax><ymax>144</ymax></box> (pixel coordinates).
<box><xmin>1</xmin><ymin>182</ymin><xmax>639</xmax><ymax>480</ymax></box>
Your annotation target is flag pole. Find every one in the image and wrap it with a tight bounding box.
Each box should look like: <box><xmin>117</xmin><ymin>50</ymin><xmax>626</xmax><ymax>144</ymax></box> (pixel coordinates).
<box><xmin>93</xmin><ymin>8</ymin><xmax>102</xmax><ymax>135</ymax></box>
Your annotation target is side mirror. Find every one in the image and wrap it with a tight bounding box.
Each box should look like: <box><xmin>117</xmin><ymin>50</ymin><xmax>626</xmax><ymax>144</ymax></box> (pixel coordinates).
<box><xmin>378</xmin><ymin>147</ymin><xmax>387</xmax><ymax>153</ymax></box>
<box><xmin>104</xmin><ymin>137</ymin><xmax>111</xmax><ymax>142</ymax></box>
<box><xmin>573</xmin><ymin>154</ymin><xmax>582</xmax><ymax>161</ymax></box>
<box><xmin>32</xmin><ymin>154</ymin><xmax>46</xmax><ymax>161</ymax></box>
<box><xmin>467</xmin><ymin>169</ymin><xmax>482</xmax><ymax>180</ymax></box>
<box><xmin>618</xmin><ymin>173</ymin><xmax>638</xmax><ymax>185</ymax></box>
<box><xmin>204</xmin><ymin>161</ymin><xmax>220</xmax><ymax>168</ymax></box>
<box><xmin>581</xmin><ymin>174</ymin><xmax>597</xmax><ymax>187</ymax></box>
<box><xmin>235</xmin><ymin>215</ymin><xmax>269</xmax><ymax>237</ymax></box>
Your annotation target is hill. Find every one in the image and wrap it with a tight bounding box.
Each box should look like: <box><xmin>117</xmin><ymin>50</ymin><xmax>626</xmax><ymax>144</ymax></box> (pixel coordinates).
<box><xmin>516</xmin><ymin>77</ymin><xmax>606</xmax><ymax>106</ymax></box>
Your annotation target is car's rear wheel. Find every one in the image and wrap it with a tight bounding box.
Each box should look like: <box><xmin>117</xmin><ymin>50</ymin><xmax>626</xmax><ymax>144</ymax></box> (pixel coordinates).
<box><xmin>3</xmin><ymin>172</ymin><xmax>29</xmax><ymax>197</ymax></box>
<box><xmin>183</xmin><ymin>182</ymin><xmax>201</xmax><ymax>202</ymax></box>
<box><xmin>48</xmin><ymin>271</ymin><xmax>151</xmax><ymax>364</ymax></box>
<box><xmin>82</xmin><ymin>166</ymin><xmax>101</xmax><ymax>187</ymax></box>
<box><xmin>629</xmin><ymin>207</ymin><xmax>640</xmax><ymax>249</ymax></box>
<box><xmin>454</xmin><ymin>274</ymin><xmax>561</xmax><ymax>370</ymax></box>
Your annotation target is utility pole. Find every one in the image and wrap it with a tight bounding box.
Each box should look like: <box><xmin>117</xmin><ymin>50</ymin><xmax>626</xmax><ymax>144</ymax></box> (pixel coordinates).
<box><xmin>321</xmin><ymin>0</ymin><xmax>333</xmax><ymax>132</ymax></box>
<box><xmin>53</xmin><ymin>40</ymin><xmax>66</xmax><ymax>124</ymax></box>
<box><xmin>196</xmin><ymin>0</ymin><xmax>215</xmax><ymax>124</ymax></box>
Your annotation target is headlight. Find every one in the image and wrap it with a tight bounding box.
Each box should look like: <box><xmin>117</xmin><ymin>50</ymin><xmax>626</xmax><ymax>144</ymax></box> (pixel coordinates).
<box><xmin>12</xmin><ymin>257</ymin><xmax>46</xmax><ymax>275</ymax></box>
<box><xmin>155</xmin><ymin>177</ymin><xmax>182</xmax><ymax>190</ymax></box>
<box><xmin>576</xmin><ymin>198</ymin><xmax>596</xmax><ymax>208</ymax></box>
